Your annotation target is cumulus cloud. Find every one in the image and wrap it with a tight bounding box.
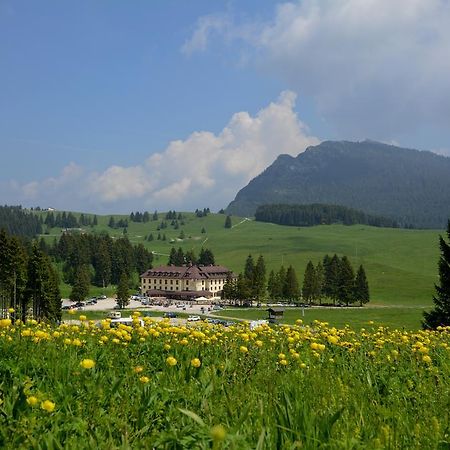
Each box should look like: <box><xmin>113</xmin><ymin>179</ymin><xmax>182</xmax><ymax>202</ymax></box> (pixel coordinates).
<box><xmin>185</xmin><ymin>0</ymin><xmax>450</xmax><ymax>139</ymax></box>
<box><xmin>6</xmin><ymin>92</ymin><xmax>319</xmax><ymax>212</ymax></box>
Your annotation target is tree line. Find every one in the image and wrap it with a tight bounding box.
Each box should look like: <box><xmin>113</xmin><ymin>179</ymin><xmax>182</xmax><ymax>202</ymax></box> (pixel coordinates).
<box><xmin>0</xmin><ymin>205</ymin><xmax>43</xmax><ymax>237</ymax></box>
<box><xmin>167</xmin><ymin>247</ymin><xmax>215</xmax><ymax>266</ymax></box>
<box><xmin>0</xmin><ymin>228</ymin><xmax>61</xmax><ymax>322</ymax></box>
<box><xmin>40</xmin><ymin>233</ymin><xmax>153</xmax><ymax>302</ymax></box>
<box><xmin>221</xmin><ymin>254</ymin><xmax>369</xmax><ymax>306</ymax></box>
<box><xmin>255</xmin><ymin>203</ymin><xmax>402</xmax><ymax>228</ymax></box>
<box><xmin>44</xmin><ymin>211</ymin><xmax>98</xmax><ymax>229</ymax></box>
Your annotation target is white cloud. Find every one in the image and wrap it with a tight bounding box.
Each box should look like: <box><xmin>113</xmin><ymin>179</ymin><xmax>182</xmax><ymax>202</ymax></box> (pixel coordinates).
<box><xmin>181</xmin><ymin>14</ymin><xmax>230</xmax><ymax>56</ymax></box>
<box><xmin>7</xmin><ymin>92</ymin><xmax>319</xmax><ymax>212</ymax></box>
<box><xmin>186</xmin><ymin>0</ymin><xmax>450</xmax><ymax>139</ymax></box>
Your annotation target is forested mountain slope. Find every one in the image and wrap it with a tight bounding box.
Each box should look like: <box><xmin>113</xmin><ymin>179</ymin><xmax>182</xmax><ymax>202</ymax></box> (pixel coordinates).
<box><xmin>227</xmin><ymin>140</ymin><xmax>450</xmax><ymax>228</ymax></box>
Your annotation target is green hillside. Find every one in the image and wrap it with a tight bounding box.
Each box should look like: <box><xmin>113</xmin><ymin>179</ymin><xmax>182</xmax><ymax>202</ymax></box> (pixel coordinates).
<box><xmin>36</xmin><ymin>210</ymin><xmax>442</xmax><ymax>308</ymax></box>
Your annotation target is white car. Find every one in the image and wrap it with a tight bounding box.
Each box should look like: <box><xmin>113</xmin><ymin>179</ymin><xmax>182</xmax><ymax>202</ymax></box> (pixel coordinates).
<box><xmin>187</xmin><ymin>315</ymin><xmax>201</xmax><ymax>322</ymax></box>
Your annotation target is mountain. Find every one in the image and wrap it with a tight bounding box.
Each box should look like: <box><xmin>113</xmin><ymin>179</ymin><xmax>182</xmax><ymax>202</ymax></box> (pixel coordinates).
<box><xmin>226</xmin><ymin>140</ymin><xmax>450</xmax><ymax>228</ymax></box>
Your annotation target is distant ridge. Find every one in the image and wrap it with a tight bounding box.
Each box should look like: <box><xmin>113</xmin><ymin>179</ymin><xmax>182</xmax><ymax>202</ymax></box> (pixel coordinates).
<box><xmin>226</xmin><ymin>140</ymin><xmax>450</xmax><ymax>229</ymax></box>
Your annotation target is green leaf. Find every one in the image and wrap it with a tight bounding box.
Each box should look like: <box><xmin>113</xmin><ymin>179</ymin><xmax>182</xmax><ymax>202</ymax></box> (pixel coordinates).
<box><xmin>178</xmin><ymin>408</ymin><xmax>205</xmax><ymax>427</ymax></box>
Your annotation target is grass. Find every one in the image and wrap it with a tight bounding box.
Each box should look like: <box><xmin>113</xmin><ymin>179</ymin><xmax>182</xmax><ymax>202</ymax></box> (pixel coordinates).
<box><xmin>214</xmin><ymin>306</ymin><xmax>430</xmax><ymax>330</ymax></box>
<box><xmin>1</xmin><ymin>317</ymin><xmax>449</xmax><ymax>448</ymax></box>
<box><xmin>36</xmin><ymin>210</ymin><xmax>443</xmax><ymax>317</ymax></box>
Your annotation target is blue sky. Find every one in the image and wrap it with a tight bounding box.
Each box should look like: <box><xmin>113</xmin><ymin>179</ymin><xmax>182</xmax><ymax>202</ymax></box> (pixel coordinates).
<box><xmin>1</xmin><ymin>0</ymin><xmax>450</xmax><ymax>213</ymax></box>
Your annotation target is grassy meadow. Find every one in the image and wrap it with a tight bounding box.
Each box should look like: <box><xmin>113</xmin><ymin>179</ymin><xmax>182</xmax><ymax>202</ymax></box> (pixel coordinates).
<box><xmin>37</xmin><ymin>210</ymin><xmax>443</xmax><ymax>329</ymax></box>
<box><xmin>1</xmin><ymin>316</ymin><xmax>449</xmax><ymax>449</ymax></box>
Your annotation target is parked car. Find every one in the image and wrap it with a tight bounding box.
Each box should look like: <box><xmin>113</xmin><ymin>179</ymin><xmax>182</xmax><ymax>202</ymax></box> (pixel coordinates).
<box><xmin>98</xmin><ymin>295</ymin><xmax>107</xmax><ymax>300</ymax></box>
<box><xmin>107</xmin><ymin>311</ymin><xmax>121</xmax><ymax>319</ymax></box>
<box><xmin>187</xmin><ymin>315</ymin><xmax>201</xmax><ymax>322</ymax></box>
<box><xmin>110</xmin><ymin>317</ymin><xmax>144</xmax><ymax>328</ymax></box>
<box><xmin>164</xmin><ymin>312</ymin><xmax>177</xmax><ymax>318</ymax></box>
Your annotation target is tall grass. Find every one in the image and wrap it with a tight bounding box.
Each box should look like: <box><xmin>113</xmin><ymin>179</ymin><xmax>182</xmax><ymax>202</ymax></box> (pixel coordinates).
<box><xmin>0</xmin><ymin>316</ymin><xmax>449</xmax><ymax>449</ymax></box>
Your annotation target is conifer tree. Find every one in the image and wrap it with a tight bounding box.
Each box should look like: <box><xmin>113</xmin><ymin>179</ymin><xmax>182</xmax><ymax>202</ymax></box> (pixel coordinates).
<box><xmin>423</xmin><ymin>221</ymin><xmax>450</xmax><ymax>328</ymax></box>
<box><xmin>284</xmin><ymin>265</ymin><xmax>300</xmax><ymax>302</ymax></box>
<box><xmin>198</xmin><ymin>248</ymin><xmax>215</xmax><ymax>265</ymax></box>
<box><xmin>302</xmin><ymin>261</ymin><xmax>316</xmax><ymax>304</ymax></box>
<box><xmin>224</xmin><ymin>215</ymin><xmax>232</xmax><ymax>229</ymax></box>
<box><xmin>275</xmin><ymin>266</ymin><xmax>286</xmax><ymax>300</ymax></box>
<box><xmin>168</xmin><ymin>247</ymin><xmax>177</xmax><ymax>265</ymax></box>
<box><xmin>267</xmin><ymin>270</ymin><xmax>276</xmax><ymax>299</ymax></box>
<box><xmin>337</xmin><ymin>256</ymin><xmax>355</xmax><ymax>306</ymax></box>
<box><xmin>354</xmin><ymin>265</ymin><xmax>370</xmax><ymax>307</ymax></box>
<box><xmin>70</xmin><ymin>265</ymin><xmax>90</xmax><ymax>302</ymax></box>
<box><xmin>314</xmin><ymin>261</ymin><xmax>325</xmax><ymax>305</ymax></box>
<box><xmin>116</xmin><ymin>273</ymin><xmax>130</xmax><ymax>309</ymax></box>
<box><xmin>253</xmin><ymin>255</ymin><xmax>267</xmax><ymax>300</ymax></box>
<box><xmin>108</xmin><ymin>216</ymin><xmax>115</xmax><ymax>228</ymax></box>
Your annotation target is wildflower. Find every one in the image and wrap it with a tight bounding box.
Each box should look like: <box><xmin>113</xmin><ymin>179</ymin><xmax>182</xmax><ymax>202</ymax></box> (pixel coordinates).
<box><xmin>279</xmin><ymin>359</ymin><xmax>288</xmax><ymax>366</ymax></box>
<box><xmin>239</xmin><ymin>346</ymin><xmax>248</xmax><ymax>354</ymax></box>
<box><xmin>68</xmin><ymin>309</ymin><xmax>76</xmax><ymax>315</ymax></box>
<box><xmin>26</xmin><ymin>396</ymin><xmax>38</xmax><ymax>406</ymax></box>
<box><xmin>164</xmin><ymin>344</ymin><xmax>171</xmax><ymax>350</ymax></box>
<box><xmin>191</xmin><ymin>358</ymin><xmax>201</xmax><ymax>368</ymax></box>
<box><xmin>8</xmin><ymin>308</ymin><xmax>15</xmax><ymax>313</ymax></box>
<box><xmin>80</xmin><ymin>359</ymin><xmax>96</xmax><ymax>369</ymax></box>
<box><xmin>210</xmin><ymin>424</ymin><xmax>226</xmax><ymax>442</ymax></box>
<box><xmin>41</xmin><ymin>400</ymin><xmax>55</xmax><ymax>412</ymax></box>
<box><xmin>422</xmin><ymin>355</ymin><xmax>432</xmax><ymax>364</ymax></box>
<box><xmin>79</xmin><ymin>315</ymin><xmax>87</xmax><ymax>321</ymax></box>
<box><xmin>139</xmin><ymin>376</ymin><xmax>150</xmax><ymax>383</ymax></box>
<box><xmin>133</xmin><ymin>366</ymin><xmax>144</xmax><ymax>373</ymax></box>
<box><xmin>327</xmin><ymin>335</ymin><xmax>339</xmax><ymax>345</ymax></box>
<box><xmin>255</xmin><ymin>340</ymin><xmax>263</xmax><ymax>348</ymax></box>
<box><xmin>166</xmin><ymin>356</ymin><xmax>177</xmax><ymax>366</ymax></box>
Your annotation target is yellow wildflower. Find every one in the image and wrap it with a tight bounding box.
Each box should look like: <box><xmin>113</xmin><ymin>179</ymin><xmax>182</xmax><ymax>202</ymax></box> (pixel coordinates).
<box><xmin>210</xmin><ymin>424</ymin><xmax>226</xmax><ymax>442</ymax></box>
<box><xmin>191</xmin><ymin>358</ymin><xmax>201</xmax><ymax>368</ymax></box>
<box><xmin>26</xmin><ymin>396</ymin><xmax>38</xmax><ymax>407</ymax></box>
<box><xmin>166</xmin><ymin>356</ymin><xmax>177</xmax><ymax>366</ymax></box>
<box><xmin>41</xmin><ymin>400</ymin><xmax>55</xmax><ymax>412</ymax></box>
<box><xmin>80</xmin><ymin>359</ymin><xmax>96</xmax><ymax>369</ymax></box>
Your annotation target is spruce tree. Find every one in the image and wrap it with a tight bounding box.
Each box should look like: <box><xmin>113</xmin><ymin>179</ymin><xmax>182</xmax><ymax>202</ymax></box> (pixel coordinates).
<box><xmin>168</xmin><ymin>247</ymin><xmax>177</xmax><ymax>265</ymax></box>
<box><xmin>70</xmin><ymin>265</ymin><xmax>90</xmax><ymax>302</ymax></box>
<box><xmin>253</xmin><ymin>255</ymin><xmax>266</xmax><ymax>301</ymax></box>
<box><xmin>337</xmin><ymin>256</ymin><xmax>355</xmax><ymax>306</ymax></box>
<box><xmin>224</xmin><ymin>215</ymin><xmax>232</xmax><ymax>229</ymax></box>
<box><xmin>275</xmin><ymin>266</ymin><xmax>286</xmax><ymax>300</ymax></box>
<box><xmin>284</xmin><ymin>266</ymin><xmax>300</xmax><ymax>302</ymax></box>
<box><xmin>198</xmin><ymin>248</ymin><xmax>215</xmax><ymax>265</ymax></box>
<box><xmin>267</xmin><ymin>270</ymin><xmax>276</xmax><ymax>299</ymax></box>
<box><xmin>314</xmin><ymin>261</ymin><xmax>325</xmax><ymax>305</ymax></box>
<box><xmin>302</xmin><ymin>261</ymin><xmax>316</xmax><ymax>304</ymax></box>
<box><xmin>116</xmin><ymin>273</ymin><xmax>130</xmax><ymax>309</ymax></box>
<box><xmin>222</xmin><ymin>273</ymin><xmax>236</xmax><ymax>303</ymax></box>
<box><xmin>423</xmin><ymin>221</ymin><xmax>450</xmax><ymax>328</ymax></box>
<box><xmin>354</xmin><ymin>265</ymin><xmax>370</xmax><ymax>307</ymax></box>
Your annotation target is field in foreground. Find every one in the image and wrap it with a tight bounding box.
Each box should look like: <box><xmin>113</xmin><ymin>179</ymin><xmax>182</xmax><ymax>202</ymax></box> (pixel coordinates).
<box><xmin>1</xmin><ymin>316</ymin><xmax>449</xmax><ymax>449</ymax></box>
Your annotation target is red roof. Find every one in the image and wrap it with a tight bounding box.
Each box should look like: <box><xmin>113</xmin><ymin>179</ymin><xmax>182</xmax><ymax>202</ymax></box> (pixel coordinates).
<box><xmin>141</xmin><ymin>264</ymin><xmax>235</xmax><ymax>280</ymax></box>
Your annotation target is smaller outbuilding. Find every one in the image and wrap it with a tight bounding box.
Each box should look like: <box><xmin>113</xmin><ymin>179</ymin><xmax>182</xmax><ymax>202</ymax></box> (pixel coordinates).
<box><xmin>266</xmin><ymin>307</ymin><xmax>285</xmax><ymax>324</ymax></box>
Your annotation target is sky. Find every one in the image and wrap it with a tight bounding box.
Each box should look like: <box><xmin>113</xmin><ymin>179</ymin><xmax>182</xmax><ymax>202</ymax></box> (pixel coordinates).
<box><xmin>1</xmin><ymin>0</ymin><xmax>450</xmax><ymax>213</ymax></box>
